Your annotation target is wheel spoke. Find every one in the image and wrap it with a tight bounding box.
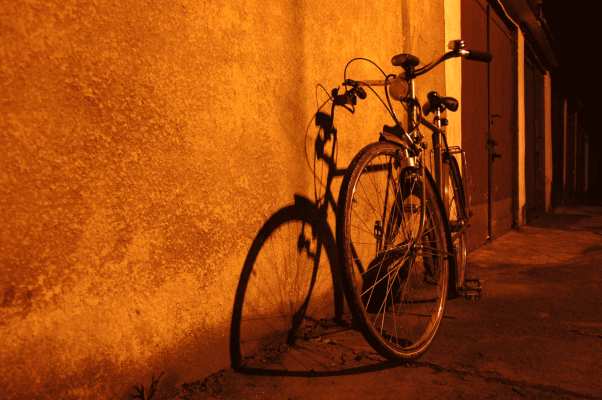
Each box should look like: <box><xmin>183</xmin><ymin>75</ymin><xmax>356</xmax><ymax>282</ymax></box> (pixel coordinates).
<box><xmin>340</xmin><ymin>143</ymin><xmax>449</xmax><ymax>359</ymax></box>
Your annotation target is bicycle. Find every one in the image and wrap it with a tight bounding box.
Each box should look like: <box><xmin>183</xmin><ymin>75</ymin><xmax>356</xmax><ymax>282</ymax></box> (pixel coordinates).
<box><xmin>333</xmin><ymin>39</ymin><xmax>491</xmax><ymax>360</ymax></box>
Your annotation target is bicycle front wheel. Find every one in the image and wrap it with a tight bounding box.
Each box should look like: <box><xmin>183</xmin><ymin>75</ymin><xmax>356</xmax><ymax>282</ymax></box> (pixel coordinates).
<box><xmin>337</xmin><ymin>141</ymin><xmax>450</xmax><ymax>359</ymax></box>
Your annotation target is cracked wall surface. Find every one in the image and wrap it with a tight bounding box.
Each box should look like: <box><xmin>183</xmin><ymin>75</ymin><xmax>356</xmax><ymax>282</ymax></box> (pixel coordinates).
<box><xmin>0</xmin><ymin>1</ymin><xmax>444</xmax><ymax>398</ymax></box>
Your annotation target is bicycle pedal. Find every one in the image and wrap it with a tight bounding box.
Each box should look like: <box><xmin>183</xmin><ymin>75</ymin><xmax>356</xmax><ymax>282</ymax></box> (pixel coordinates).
<box><xmin>464</xmin><ymin>278</ymin><xmax>481</xmax><ymax>289</ymax></box>
<box><xmin>461</xmin><ymin>289</ymin><xmax>481</xmax><ymax>301</ymax></box>
<box><xmin>460</xmin><ymin>278</ymin><xmax>482</xmax><ymax>301</ymax></box>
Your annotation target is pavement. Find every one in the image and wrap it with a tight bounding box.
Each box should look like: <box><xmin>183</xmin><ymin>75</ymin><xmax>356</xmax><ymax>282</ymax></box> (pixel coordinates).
<box><xmin>175</xmin><ymin>206</ymin><xmax>602</xmax><ymax>400</ymax></box>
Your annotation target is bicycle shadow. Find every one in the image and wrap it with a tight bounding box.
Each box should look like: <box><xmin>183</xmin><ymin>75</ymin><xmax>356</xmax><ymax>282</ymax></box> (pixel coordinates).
<box><xmin>229</xmin><ymin>110</ymin><xmax>398</xmax><ymax>376</ymax></box>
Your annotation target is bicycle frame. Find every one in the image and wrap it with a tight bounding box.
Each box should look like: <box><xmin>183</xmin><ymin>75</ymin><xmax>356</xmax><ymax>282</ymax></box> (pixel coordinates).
<box><xmin>326</xmin><ymin>40</ymin><xmax>491</xmax><ymax>361</ymax></box>
<box><xmin>332</xmin><ymin>39</ymin><xmax>490</xmax><ymax>280</ymax></box>
<box><xmin>421</xmin><ymin>108</ymin><xmax>450</xmax><ymax>195</ymax></box>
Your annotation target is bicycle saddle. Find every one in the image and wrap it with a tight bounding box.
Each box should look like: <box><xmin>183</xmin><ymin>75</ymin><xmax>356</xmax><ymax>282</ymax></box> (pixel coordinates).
<box><xmin>424</xmin><ymin>91</ymin><xmax>459</xmax><ymax>114</ymax></box>
<box><xmin>391</xmin><ymin>53</ymin><xmax>420</xmax><ymax>70</ymax></box>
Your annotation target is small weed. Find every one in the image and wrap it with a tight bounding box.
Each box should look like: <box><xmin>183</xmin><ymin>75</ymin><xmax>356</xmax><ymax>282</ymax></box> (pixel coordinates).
<box><xmin>179</xmin><ymin>369</ymin><xmax>226</xmax><ymax>398</ymax></box>
<box><xmin>130</xmin><ymin>372</ymin><xmax>164</xmax><ymax>400</ymax></box>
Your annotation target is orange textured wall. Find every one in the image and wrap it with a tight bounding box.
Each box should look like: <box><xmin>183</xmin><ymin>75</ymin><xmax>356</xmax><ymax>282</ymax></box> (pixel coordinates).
<box><xmin>0</xmin><ymin>1</ymin><xmax>444</xmax><ymax>398</ymax></box>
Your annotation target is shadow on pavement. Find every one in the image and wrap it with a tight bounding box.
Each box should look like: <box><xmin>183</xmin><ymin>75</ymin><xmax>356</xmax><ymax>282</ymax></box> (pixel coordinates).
<box><xmin>527</xmin><ymin>212</ymin><xmax>590</xmax><ymax>229</ymax></box>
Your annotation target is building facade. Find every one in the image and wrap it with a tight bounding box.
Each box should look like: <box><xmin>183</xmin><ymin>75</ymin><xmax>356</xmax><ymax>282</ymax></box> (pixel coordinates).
<box><xmin>0</xmin><ymin>0</ymin><xmax>584</xmax><ymax>398</ymax></box>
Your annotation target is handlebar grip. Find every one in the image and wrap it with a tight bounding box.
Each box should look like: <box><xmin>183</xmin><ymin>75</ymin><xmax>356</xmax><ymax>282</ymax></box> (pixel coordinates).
<box><xmin>466</xmin><ymin>50</ymin><xmax>492</xmax><ymax>63</ymax></box>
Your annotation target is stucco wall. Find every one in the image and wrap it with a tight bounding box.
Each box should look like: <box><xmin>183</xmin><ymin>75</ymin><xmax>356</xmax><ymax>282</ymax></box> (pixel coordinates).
<box><xmin>444</xmin><ymin>0</ymin><xmax>462</xmax><ymax>147</ymax></box>
<box><xmin>0</xmin><ymin>1</ymin><xmax>444</xmax><ymax>398</ymax></box>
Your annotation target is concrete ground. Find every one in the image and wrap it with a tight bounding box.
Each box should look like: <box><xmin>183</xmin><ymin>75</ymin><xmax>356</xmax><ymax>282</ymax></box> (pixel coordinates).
<box><xmin>175</xmin><ymin>206</ymin><xmax>602</xmax><ymax>399</ymax></box>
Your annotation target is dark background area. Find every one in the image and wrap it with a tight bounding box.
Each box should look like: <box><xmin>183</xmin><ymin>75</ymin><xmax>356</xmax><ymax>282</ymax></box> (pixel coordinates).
<box><xmin>542</xmin><ymin>2</ymin><xmax>601</xmax><ymax>203</ymax></box>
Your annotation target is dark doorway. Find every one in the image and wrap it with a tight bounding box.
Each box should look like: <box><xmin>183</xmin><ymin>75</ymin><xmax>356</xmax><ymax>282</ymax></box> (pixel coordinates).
<box><xmin>551</xmin><ymin>83</ymin><xmax>564</xmax><ymax>208</ymax></box>
<box><xmin>461</xmin><ymin>0</ymin><xmax>517</xmax><ymax>250</ymax></box>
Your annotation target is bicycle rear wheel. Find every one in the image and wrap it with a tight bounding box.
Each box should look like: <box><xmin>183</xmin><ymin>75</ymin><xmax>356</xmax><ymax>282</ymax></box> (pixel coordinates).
<box><xmin>443</xmin><ymin>153</ymin><xmax>468</xmax><ymax>289</ymax></box>
<box><xmin>337</xmin><ymin>141</ymin><xmax>450</xmax><ymax>359</ymax></box>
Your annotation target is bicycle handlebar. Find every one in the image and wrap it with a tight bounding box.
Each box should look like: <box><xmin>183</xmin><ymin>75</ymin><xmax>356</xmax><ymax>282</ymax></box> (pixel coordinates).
<box><xmin>413</xmin><ymin>47</ymin><xmax>492</xmax><ymax>78</ymax></box>
<box><xmin>335</xmin><ymin>40</ymin><xmax>492</xmax><ymax>110</ymax></box>
<box><xmin>463</xmin><ymin>49</ymin><xmax>492</xmax><ymax>63</ymax></box>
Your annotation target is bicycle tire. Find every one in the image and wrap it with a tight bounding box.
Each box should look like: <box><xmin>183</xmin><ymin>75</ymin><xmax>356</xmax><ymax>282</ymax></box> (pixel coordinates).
<box><xmin>444</xmin><ymin>153</ymin><xmax>468</xmax><ymax>289</ymax></box>
<box><xmin>230</xmin><ymin>197</ymin><xmax>342</xmax><ymax>370</ymax></box>
<box><xmin>337</xmin><ymin>141</ymin><xmax>450</xmax><ymax>359</ymax></box>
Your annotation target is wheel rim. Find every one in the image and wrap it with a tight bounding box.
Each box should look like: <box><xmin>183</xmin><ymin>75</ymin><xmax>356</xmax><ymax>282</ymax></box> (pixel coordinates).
<box><xmin>343</xmin><ymin>147</ymin><xmax>448</xmax><ymax>357</ymax></box>
<box><xmin>444</xmin><ymin>156</ymin><xmax>468</xmax><ymax>287</ymax></box>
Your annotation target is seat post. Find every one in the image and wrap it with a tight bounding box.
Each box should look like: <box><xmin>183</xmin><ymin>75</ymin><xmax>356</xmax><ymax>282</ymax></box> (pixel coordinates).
<box><xmin>433</xmin><ymin>108</ymin><xmax>443</xmax><ymax>194</ymax></box>
<box><xmin>407</xmin><ymin>73</ymin><xmax>416</xmax><ymax>132</ymax></box>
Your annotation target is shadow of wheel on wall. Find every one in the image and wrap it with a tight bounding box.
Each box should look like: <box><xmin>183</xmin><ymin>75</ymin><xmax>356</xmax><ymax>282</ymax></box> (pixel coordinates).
<box><xmin>229</xmin><ymin>195</ymin><xmax>346</xmax><ymax>373</ymax></box>
<box><xmin>229</xmin><ymin>108</ymin><xmax>405</xmax><ymax>376</ymax></box>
